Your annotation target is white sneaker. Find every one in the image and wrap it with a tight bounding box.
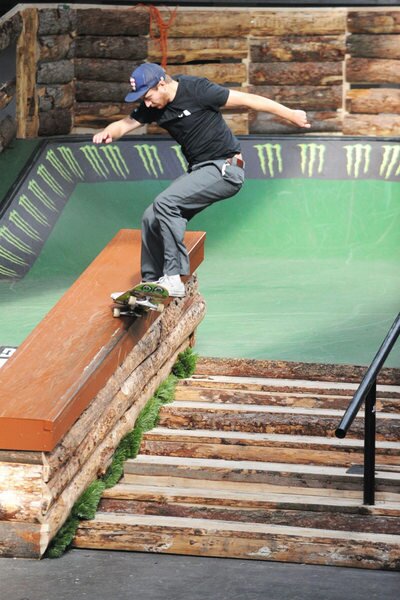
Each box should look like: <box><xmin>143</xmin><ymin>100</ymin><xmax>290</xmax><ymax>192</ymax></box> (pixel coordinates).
<box><xmin>157</xmin><ymin>274</ymin><xmax>185</xmax><ymax>297</ymax></box>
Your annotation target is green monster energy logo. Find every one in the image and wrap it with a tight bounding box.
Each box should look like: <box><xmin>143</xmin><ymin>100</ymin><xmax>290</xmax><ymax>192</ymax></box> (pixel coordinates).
<box><xmin>80</xmin><ymin>145</ymin><xmax>129</xmax><ymax>179</ymax></box>
<box><xmin>0</xmin><ymin>245</ymin><xmax>27</xmax><ymax>266</ymax></box>
<box><xmin>380</xmin><ymin>145</ymin><xmax>400</xmax><ymax>179</ymax></box>
<box><xmin>57</xmin><ymin>146</ymin><xmax>85</xmax><ymax>180</ymax></box>
<box><xmin>0</xmin><ymin>226</ymin><xmax>35</xmax><ymax>254</ymax></box>
<box><xmin>298</xmin><ymin>143</ymin><xmax>326</xmax><ymax>177</ymax></box>
<box><xmin>19</xmin><ymin>195</ymin><xmax>49</xmax><ymax>226</ymax></box>
<box><xmin>134</xmin><ymin>144</ymin><xmax>164</xmax><ymax>178</ymax></box>
<box><xmin>344</xmin><ymin>144</ymin><xmax>371</xmax><ymax>178</ymax></box>
<box><xmin>0</xmin><ymin>264</ymin><xmax>17</xmax><ymax>277</ymax></box>
<box><xmin>46</xmin><ymin>149</ymin><xmax>74</xmax><ymax>182</ymax></box>
<box><xmin>254</xmin><ymin>144</ymin><xmax>283</xmax><ymax>177</ymax></box>
<box><xmin>28</xmin><ymin>180</ymin><xmax>57</xmax><ymax>211</ymax></box>
<box><xmin>9</xmin><ymin>211</ymin><xmax>42</xmax><ymax>242</ymax></box>
<box><xmin>37</xmin><ymin>165</ymin><xmax>65</xmax><ymax>198</ymax></box>
<box><xmin>171</xmin><ymin>145</ymin><xmax>187</xmax><ymax>172</ymax></box>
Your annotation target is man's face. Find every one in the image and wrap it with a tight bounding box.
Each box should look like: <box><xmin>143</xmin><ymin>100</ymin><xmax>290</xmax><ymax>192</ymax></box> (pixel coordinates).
<box><xmin>130</xmin><ymin>78</ymin><xmax>169</xmax><ymax>109</ymax></box>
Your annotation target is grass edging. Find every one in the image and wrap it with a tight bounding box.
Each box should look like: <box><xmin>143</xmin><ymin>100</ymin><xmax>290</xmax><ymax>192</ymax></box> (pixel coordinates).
<box><xmin>46</xmin><ymin>347</ymin><xmax>197</xmax><ymax>558</ymax></box>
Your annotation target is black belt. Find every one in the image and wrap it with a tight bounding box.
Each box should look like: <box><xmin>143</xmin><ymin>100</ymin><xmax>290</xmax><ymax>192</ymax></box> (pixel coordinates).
<box><xmin>226</xmin><ymin>155</ymin><xmax>245</xmax><ymax>169</ymax></box>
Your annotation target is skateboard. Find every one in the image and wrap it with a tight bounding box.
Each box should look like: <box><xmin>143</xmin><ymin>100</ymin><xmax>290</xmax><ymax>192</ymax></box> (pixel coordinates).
<box><xmin>111</xmin><ymin>282</ymin><xmax>169</xmax><ymax>318</ymax></box>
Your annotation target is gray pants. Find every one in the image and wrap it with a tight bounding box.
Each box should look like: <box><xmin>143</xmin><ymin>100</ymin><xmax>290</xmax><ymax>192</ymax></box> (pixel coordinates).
<box><xmin>141</xmin><ymin>158</ymin><xmax>245</xmax><ymax>280</ymax></box>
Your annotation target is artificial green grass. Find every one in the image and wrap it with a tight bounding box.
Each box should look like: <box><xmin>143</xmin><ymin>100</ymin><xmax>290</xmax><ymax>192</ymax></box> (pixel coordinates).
<box><xmin>46</xmin><ymin>347</ymin><xmax>197</xmax><ymax>559</ymax></box>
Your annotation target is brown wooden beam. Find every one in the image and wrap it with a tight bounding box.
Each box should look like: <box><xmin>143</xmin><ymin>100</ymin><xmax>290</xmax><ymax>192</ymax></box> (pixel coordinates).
<box><xmin>16</xmin><ymin>8</ymin><xmax>39</xmax><ymax>139</ymax></box>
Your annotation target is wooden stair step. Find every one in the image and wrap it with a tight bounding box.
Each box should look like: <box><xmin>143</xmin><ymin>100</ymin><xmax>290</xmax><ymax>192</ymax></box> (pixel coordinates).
<box><xmin>140</xmin><ymin>428</ymin><xmax>400</xmax><ymax>467</ymax></box>
<box><xmin>73</xmin><ymin>512</ymin><xmax>400</xmax><ymax>569</ymax></box>
<box><xmin>175</xmin><ymin>385</ymin><xmax>400</xmax><ymax>412</ymax></box>
<box><xmin>180</xmin><ymin>375</ymin><xmax>400</xmax><ymax>399</ymax></box>
<box><xmin>158</xmin><ymin>401</ymin><xmax>400</xmax><ymax>440</ymax></box>
<box><xmin>124</xmin><ymin>455</ymin><xmax>400</xmax><ymax>492</ymax></box>
<box><xmin>98</xmin><ymin>483</ymin><xmax>400</xmax><ymax>533</ymax></box>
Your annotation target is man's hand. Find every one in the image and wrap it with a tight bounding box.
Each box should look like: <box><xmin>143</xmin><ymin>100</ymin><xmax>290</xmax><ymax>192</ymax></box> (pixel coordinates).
<box><xmin>290</xmin><ymin>110</ymin><xmax>311</xmax><ymax>129</ymax></box>
<box><xmin>92</xmin><ymin>131</ymin><xmax>113</xmax><ymax>144</ymax></box>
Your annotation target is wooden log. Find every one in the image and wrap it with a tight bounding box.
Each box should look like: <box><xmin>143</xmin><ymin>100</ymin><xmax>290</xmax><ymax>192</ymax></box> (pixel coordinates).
<box><xmin>0</xmin><ymin>79</ymin><xmax>16</xmax><ymax>111</ymax></box>
<box><xmin>250</xmin><ymin>10</ymin><xmax>346</xmax><ymax>36</ymax></box>
<box><xmin>74</xmin><ymin>102</ymin><xmax>133</xmax><ymax>128</ymax></box>
<box><xmin>343</xmin><ymin>114</ymin><xmax>400</xmax><ymax>137</ymax></box>
<box><xmin>16</xmin><ymin>8</ymin><xmax>39</xmax><ymax>139</ymax></box>
<box><xmin>77</xmin><ymin>8</ymin><xmax>149</xmax><ymax>36</ymax></box>
<box><xmin>347</xmin><ymin>34</ymin><xmax>400</xmax><ymax>60</ymax></box>
<box><xmin>38</xmin><ymin>83</ymin><xmax>74</xmax><ymax>111</ymax></box>
<box><xmin>37</xmin><ymin>59</ymin><xmax>74</xmax><ymax>85</ymax></box>
<box><xmin>250</xmin><ymin>36</ymin><xmax>345</xmax><ymax>63</ymax></box>
<box><xmin>0</xmin><ymin>12</ymin><xmax>22</xmax><ymax>52</ymax></box>
<box><xmin>348</xmin><ymin>11</ymin><xmax>400</xmax><ymax>34</ymax></box>
<box><xmin>38</xmin><ymin>34</ymin><xmax>75</xmax><ymax>61</ymax></box>
<box><xmin>249</xmin><ymin>62</ymin><xmax>342</xmax><ymax>86</ymax></box>
<box><xmin>75</xmin><ymin>81</ymin><xmax>128</xmax><ymax>103</ymax></box>
<box><xmin>347</xmin><ymin>58</ymin><xmax>400</xmax><ymax>84</ymax></box>
<box><xmin>75</xmin><ymin>58</ymin><xmax>136</xmax><ymax>82</ymax></box>
<box><xmin>346</xmin><ymin>88</ymin><xmax>400</xmax><ymax>114</ymax></box>
<box><xmin>38</xmin><ymin>7</ymin><xmax>76</xmax><ymax>35</ymax></box>
<box><xmin>248</xmin><ymin>85</ymin><xmax>342</xmax><ymax>110</ymax></box>
<box><xmin>75</xmin><ymin>35</ymin><xmax>147</xmax><ymax>60</ymax></box>
<box><xmin>0</xmin><ymin>522</ymin><xmax>42</xmax><ymax>558</ymax></box>
<box><xmin>149</xmin><ymin>37</ymin><xmax>248</xmax><ymax>64</ymax></box>
<box><xmin>38</xmin><ymin>109</ymin><xmax>72</xmax><ymax>136</ymax></box>
<box><xmin>154</xmin><ymin>10</ymin><xmax>251</xmax><ymax>38</ymax></box>
<box><xmin>249</xmin><ymin>110</ymin><xmax>342</xmax><ymax>134</ymax></box>
<box><xmin>167</xmin><ymin>63</ymin><xmax>247</xmax><ymax>86</ymax></box>
<box><xmin>0</xmin><ymin>116</ymin><xmax>17</xmax><ymax>152</ymax></box>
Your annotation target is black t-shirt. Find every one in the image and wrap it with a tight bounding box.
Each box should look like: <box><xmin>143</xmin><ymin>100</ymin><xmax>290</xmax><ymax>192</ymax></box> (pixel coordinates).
<box><xmin>130</xmin><ymin>75</ymin><xmax>241</xmax><ymax>167</ymax></box>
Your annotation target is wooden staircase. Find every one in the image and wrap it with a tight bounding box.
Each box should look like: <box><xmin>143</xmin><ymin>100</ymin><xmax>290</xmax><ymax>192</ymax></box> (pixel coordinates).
<box><xmin>73</xmin><ymin>363</ymin><xmax>400</xmax><ymax>569</ymax></box>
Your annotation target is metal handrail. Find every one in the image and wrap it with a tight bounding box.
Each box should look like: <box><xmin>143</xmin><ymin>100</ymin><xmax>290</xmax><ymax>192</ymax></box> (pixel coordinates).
<box><xmin>335</xmin><ymin>312</ymin><xmax>400</xmax><ymax>505</ymax></box>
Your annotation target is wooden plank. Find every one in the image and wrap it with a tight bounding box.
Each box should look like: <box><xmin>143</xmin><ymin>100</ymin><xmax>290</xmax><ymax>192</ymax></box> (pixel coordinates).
<box><xmin>346</xmin><ymin>58</ymin><xmax>400</xmax><ymax>84</ymax></box>
<box><xmin>346</xmin><ymin>88</ymin><xmax>400</xmax><ymax>114</ymax></box>
<box><xmin>195</xmin><ymin>357</ymin><xmax>400</xmax><ymax>386</ymax></box>
<box><xmin>347</xmin><ymin>34</ymin><xmax>400</xmax><ymax>59</ymax></box>
<box><xmin>16</xmin><ymin>8</ymin><xmax>39</xmax><ymax>139</ymax></box>
<box><xmin>125</xmin><ymin>455</ymin><xmax>400</xmax><ymax>492</ymax></box>
<box><xmin>250</xmin><ymin>36</ymin><xmax>345</xmax><ymax>62</ymax></box>
<box><xmin>77</xmin><ymin>8</ymin><xmax>149</xmax><ymax>36</ymax></box>
<box><xmin>98</xmin><ymin>497</ymin><xmax>400</xmax><ymax>534</ymax></box>
<box><xmin>249</xmin><ymin>110</ymin><xmax>342</xmax><ymax>134</ymax></box>
<box><xmin>250</xmin><ymin>10</ymin><xmax>346</xmax><ymax>36</ymax></box>
<box><xmin>174</xmin><ymin>384</ymin><xmax>400</xmax><ymax>412</ymax></box>
<box><xmin>73</xmin><ymin>513</ymin><xmax>400</xmax><ymax>569</ymax></box>
<box><xmin>75</xmin><ymin>35</ymin><xmax>147</xmax><ymax>60</ymax></box>
<box><xmin>154</xmin><ymin>10</ymin><xmax>251</xmax><ymax>38</ymax></box>
<box><xmin>149</xmin><ymin>37</ymin><xmax>248</xmax><ymax>63</ymax></box>
<box><xmin>348</xmin><ymin>11</ymin><xmax>400</xmax><ymax>34</ymax></box>
<box><xmin>0</xmin><ymin>230</ymin><xmax>205</xmax><ymax>452</ymax></box>
<box><xmin>343</xmin><ymin>114</ymin><xmax>400</xmax><ymax>136</ymax></box>
<box><xmin>249</xmin><ymin>62</ymin><xmax>342</xmax><ymax>86</ymax></box>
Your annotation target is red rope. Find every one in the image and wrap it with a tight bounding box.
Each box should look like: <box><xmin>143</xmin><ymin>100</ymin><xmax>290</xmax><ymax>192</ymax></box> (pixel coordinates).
<box><xmin>134</xmin><ymin>4</ymin><xmax>178</xmax><ymax>69</ymax></box>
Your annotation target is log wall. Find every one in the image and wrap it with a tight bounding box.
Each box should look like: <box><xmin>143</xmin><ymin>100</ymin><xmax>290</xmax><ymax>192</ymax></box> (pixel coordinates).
<box><xmin>4</xmin><ymin>5</ymin><xmax>400</xmax><ymax>141</ymax></box>
<box><xmin>0</xmin><ymin>11</ymin><xmax>21</xmax><ymax>151</ymax></box>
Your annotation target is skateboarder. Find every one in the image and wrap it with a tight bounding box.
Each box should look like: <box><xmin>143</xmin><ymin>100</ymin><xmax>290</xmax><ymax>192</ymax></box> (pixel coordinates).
<box><xmin>93</xmin><ymin>63</ymin><xmax>310</xmax><ymax>297</ymax></box>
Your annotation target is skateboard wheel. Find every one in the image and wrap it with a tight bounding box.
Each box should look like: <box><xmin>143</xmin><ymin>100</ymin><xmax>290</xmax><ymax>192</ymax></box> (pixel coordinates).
<box><xmin>156</xmin><ymin>304</ymin><xmax>164</xmax><ymax>313</ymax></box>
<box><xmin>113</xmin><ymin>307</ymin><xmax>121</xmax><ymax>318</ymax></box>
<box><xmin>128</xmin><ymin>296</ymin><xmax>137</xmax><ymax>307</ymax></box>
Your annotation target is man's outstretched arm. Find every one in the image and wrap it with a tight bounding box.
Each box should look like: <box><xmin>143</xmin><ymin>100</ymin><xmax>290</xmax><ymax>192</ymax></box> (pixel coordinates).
<box><xmin>225</xmin><ymin>90</ymin><xmax>310</xmax><ymax>129</ymax></box>
<box><xmin>92</xmin><ymin>116</ymin><xmax>143</xmax><ymax>144</ymax></box>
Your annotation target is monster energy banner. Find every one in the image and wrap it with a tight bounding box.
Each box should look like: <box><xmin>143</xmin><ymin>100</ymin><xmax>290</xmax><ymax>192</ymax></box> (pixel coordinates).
<box><xmin>0</xmin><ymin>136</ymin><xmax>399</xmax><ymax>280</ymax></box>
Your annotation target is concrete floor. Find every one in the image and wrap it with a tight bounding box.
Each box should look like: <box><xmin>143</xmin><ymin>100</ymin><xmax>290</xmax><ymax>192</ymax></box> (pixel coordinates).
<box><xmin>1</xmin><ymin>550</ymin><xmax>399</xmax><ymax>600</ymax></box>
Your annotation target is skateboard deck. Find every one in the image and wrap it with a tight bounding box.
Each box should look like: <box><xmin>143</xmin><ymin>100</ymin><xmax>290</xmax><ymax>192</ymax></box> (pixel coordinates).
<box><xmin>111</xmin><ymin>282</ymin><xmax>169</xmax><ymax>318</ymax></box>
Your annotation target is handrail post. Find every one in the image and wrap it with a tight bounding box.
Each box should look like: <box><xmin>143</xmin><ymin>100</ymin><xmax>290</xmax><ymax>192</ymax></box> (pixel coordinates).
<box><xmin>363</xmin><ymin>380</ymin><xmax>376</xmax><ymax>505</ymax></box>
